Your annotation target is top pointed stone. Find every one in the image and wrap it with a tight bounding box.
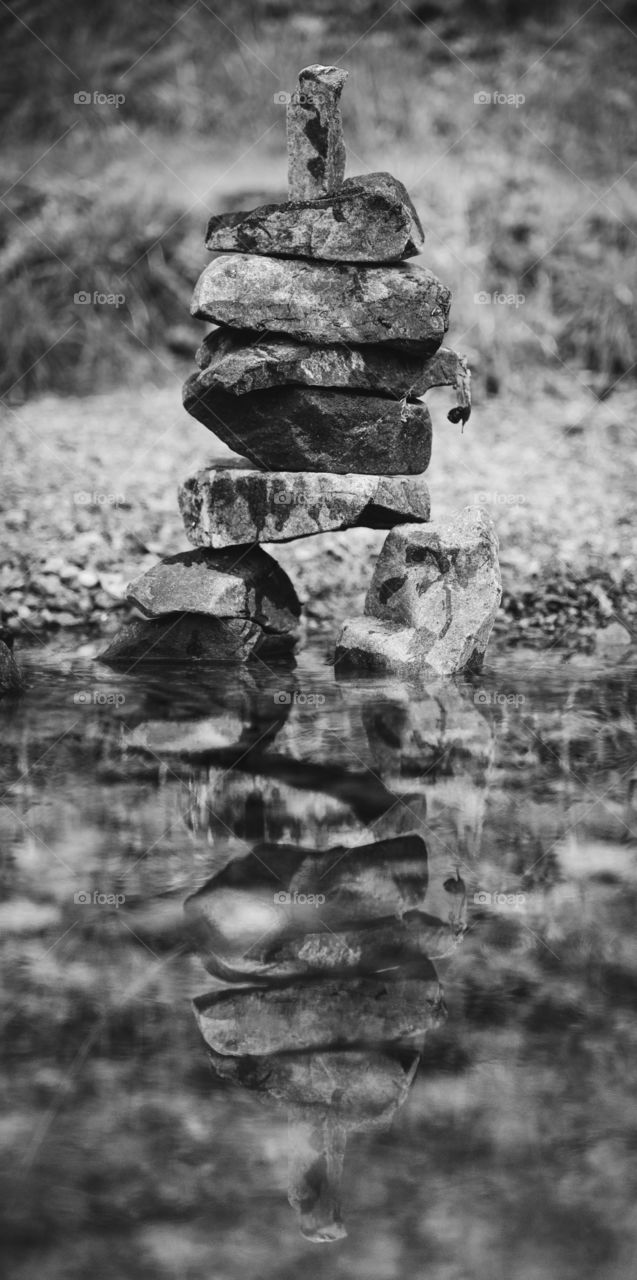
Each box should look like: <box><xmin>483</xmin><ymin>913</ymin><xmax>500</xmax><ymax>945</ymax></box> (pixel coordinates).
<box><xmin>287</xmin><ymin>64</ymin><xmax>348</xmax><ymax>200</ymax></box>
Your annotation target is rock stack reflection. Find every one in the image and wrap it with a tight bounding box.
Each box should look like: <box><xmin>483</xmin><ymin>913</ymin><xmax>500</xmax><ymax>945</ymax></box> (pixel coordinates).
<box><xmin>119</xmin><ymin>670</ymin><xmax>489</xmax><ymax>1239</ymax></box>
<box><xmin>186</xmin><ymin>832</ymin><xmax>465</xmax><ymax>1241</ymax></box>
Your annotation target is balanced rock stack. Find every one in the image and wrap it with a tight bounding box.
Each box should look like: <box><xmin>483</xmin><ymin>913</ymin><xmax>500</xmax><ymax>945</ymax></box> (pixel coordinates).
<box><xmin>103</xmin><ymin>64</ymin><xmax>499</xmax><ymax>672</ymax></box>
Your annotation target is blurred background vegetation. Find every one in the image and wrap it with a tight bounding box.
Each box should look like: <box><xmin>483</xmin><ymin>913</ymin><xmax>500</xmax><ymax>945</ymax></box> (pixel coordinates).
<box><xmin>2</xmin><ymin>0</ymin><xmax>637</xmax><ymax>403</ymax></box>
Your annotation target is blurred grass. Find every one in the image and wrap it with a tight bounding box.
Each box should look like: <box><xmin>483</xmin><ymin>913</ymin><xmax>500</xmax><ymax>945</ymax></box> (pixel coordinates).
<box><xmin>1</xmin><ymin>0</ymin><xmax>637</xmax><ymax>399</ymax></box>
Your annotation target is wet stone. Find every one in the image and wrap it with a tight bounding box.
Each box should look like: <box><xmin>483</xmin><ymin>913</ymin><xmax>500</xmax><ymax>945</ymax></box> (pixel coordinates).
<box><xmin>205</xmin><ymin>171</ymin><xmax>424</xmax><ymax>263</ymax></box>
<box><xmin>182</xmin><ymin>378</ymin><xmax>432</xmax><ymax>475</ymax></box>
<box><xmin>99</xmin><ymin>614</ymin><xmax>295</xmax><ymax>665</ymax></box>
<box><xmin>179</xmin><ymin>467</ymin><xmax>430</xmax><ymax>548</ymax></box>
<box><xmin>191</xmin><ymin>255</ymin><xmax>450</xmax><ymax>353</ymax></box>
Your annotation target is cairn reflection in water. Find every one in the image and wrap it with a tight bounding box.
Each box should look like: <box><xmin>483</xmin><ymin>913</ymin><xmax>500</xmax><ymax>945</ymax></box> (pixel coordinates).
<box><xmin>186</xmin><ymin>826</ymin><xmax>468</xmax><ymax>1241</ymax></box>
<box><xmin>119</xmin><ymin>668</ymin><xmax>488</xmax><ymax>1240</ymax></box>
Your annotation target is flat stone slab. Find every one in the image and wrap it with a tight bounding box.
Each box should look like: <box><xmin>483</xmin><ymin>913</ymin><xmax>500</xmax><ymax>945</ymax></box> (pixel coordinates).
<box><xmin>205</xmin><ymin>172</ymin><xmax>424</xmax><ymax>262</ymax></box>
<box><xmin>336</xmin><ymin>507</ymin><xmax>501</xmax><ymax>676</ymax></box>
<box><xmin>127</xmin><ymin>547</ymin><xmax>300</xmax><ymax>635</ymax></box>
<box><xmin>182</xmin><ymin>378</ymin><xmax>432</xmax><ymax>474</ymax></box>
<box><xmin>100</xmin><ymin>614</ymin><xmax>295</xmax><ymax>665</ymax></box>
<box><xmin>195</xmin><ymin>331</ymin><xmax>470</xmax><ymax>419</ymax></box>
<box><xmin>179</xmin><ymin>468</ymin><xmax>430</xmax><ymax>547</ymax></box>
<box><xmin>191</xmin><ymin>255</ymin><xmax>450</xmax><ymax>353</ymax></box>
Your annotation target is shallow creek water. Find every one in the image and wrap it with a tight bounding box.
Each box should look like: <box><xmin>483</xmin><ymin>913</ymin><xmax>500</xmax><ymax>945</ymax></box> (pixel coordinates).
<box><xmin>2</xmin><ymin>640</ymin><xmax>637</xmax><ymax>1279</ymax></box>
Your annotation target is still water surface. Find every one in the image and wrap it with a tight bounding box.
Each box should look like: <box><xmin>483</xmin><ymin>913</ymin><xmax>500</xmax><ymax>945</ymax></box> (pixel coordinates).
<box><xmin>2</xmin><ymin>641</ymin><xmax>637</xmax><ymax>1278</ymax></box>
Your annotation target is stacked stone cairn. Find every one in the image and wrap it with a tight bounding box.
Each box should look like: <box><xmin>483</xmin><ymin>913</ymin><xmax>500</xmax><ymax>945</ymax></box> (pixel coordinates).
<box><xmin>103</xmin><ymin>64</ymin><xmax>500</xmax><ymax>674</ymax></box>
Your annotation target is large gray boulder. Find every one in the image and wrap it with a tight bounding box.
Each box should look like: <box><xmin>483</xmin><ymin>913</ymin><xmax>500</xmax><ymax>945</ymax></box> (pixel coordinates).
<box><xmin>191</xmin><ymin>255</ymin><xmax>450</xmax><ymax>352</ymax></box>
<box><xmin>335</xmin><ymin>508</ymin><xmax>501</xmax><ymax>676</ymax></box>
<box><xmin>195</xmin><ymin>331</ymin><xmax>470</xmax><ymax>417</ymax></box>
<box><xmin>179</xmin><ymin>466</ymin><xmax>430</xmax><ymax>548</ymax></box>
<box><xmin>182</xmin><ymin>377</ymin><xmax>432</xmax><ymax>474</ymax></box>
<box><xmin>126</xmin><ymin>547</ymin><xmax>300</xmax><ymax>636</ymax></box>
<box><xmin>205</xmin><ymin>172</ymin><xmax>424</xmax><ymax>262</ymax></box>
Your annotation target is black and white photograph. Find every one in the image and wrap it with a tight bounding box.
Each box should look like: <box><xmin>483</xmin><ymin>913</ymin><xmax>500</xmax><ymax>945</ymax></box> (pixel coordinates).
<box><xmin>1</xmin><ymin>1</ymin><xmax>637</xmax><ymax>1276</ymax></box>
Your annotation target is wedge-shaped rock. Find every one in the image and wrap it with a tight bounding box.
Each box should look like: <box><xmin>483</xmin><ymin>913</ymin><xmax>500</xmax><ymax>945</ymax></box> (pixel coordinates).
<box><xmin>336</xmin><ymin>508</ymin><xmax>501</xmax><ymax>676</ymax></box>
<box><xmin>127</xmin><ymin>547</ymin><xmax>300</xmax><ymax>635</ymax></box>
<box><xmin>100</xmin><ymin>614</ymin><xmax>294</xmax><ymax>665</ymax></box>
<box><xmin>195</xmin><ymin>330</ymin><xmax>470</xmax><ymax>420</ymax></box>
<box><xmin>179</xmin><ymin>466</ymin><xmax>430</xmax><ymax>548</ymax></box>
<box><xmin>182</xmin><ymin>379</ymin><xmax>432</xmax><ymax>474</ymax></box>
<box><xmin>193</xmin><ymin>972</ymin><xmax>445</xmax><ymax>1056</ymax></box>
<box><xmin>205</xmin><ymin>172</ymin><xmax>424</xmax><ymax>262</ymax></box>
<box><xmin>191</xmin><ymin>255</ymin><xmax>450</xmax><ymax>352</ymax></box>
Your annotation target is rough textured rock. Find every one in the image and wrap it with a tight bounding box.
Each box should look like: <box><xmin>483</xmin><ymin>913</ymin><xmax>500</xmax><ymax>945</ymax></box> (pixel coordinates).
<box><xmin>99</xmin><ymin>614</ymin><xmax>295</xmax><ymax>665</ymax></box>
<box><xmin>195</xmin><ymin>331</ymin><xmax>469</xmax><ymax>419</ymax></box>
<box><xmin>182</xmin><ymin>378</ymin><xmax>432</xmax><ymax>475</ymax></box>
<box><xmin>193</xmin><ymin>972</ymin><xmax>444</xmax><ymax>1056</ymax></box>
<box><xmin>126</xmin><ymin>547</ymin><xmax>300</xmax><ymax>635</ymax></box>
<box><xmin>286</xmin><ymin>64</ymin><xmax>347</xmax><ymax>200</ymax></box>
<box><xmin>191</xmin><ymin>255</ymin><xmax>450</xmax><ymax>352</ymax></box>
<box><xmin>335</xmin><ymin>508</ymin><xmax>501</xmax><ymax>676</ymax></box>
<box><xmin>179</xmin><ymin>466</ymin><xmax>430</xmax><ymax>548</ymax></box>
<box><xmin>205</xmin><ymin>172</ymin><xmax>424</xmax><ymax>262</ymax></box>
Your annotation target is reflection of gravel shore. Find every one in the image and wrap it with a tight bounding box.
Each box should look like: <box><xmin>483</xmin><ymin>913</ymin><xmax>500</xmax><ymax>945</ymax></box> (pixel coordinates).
<box><xmin>2</xmin><ymin>378</ymin><xmax>636</xmax><ymax>652</ymax></box>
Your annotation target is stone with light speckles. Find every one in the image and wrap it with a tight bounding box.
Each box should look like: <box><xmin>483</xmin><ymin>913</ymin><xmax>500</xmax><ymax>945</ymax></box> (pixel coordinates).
<box><xmin>179</xmin><ymin>466</ymin><xmax>430</xmax><ymax>548</ymax></box>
